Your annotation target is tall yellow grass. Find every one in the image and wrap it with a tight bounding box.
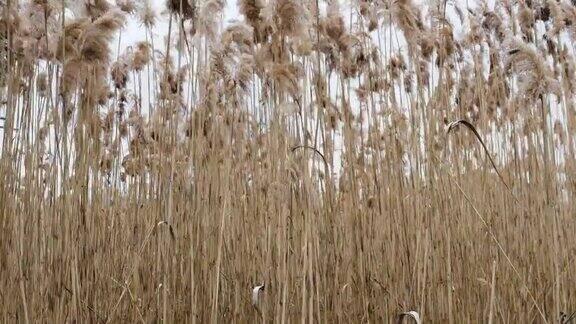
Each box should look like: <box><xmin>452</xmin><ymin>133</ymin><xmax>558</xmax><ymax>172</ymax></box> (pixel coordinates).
<box><xmin>0</xmin><ymin>0</ymin><xmax>575</xmax><ymax>322</ymax></box>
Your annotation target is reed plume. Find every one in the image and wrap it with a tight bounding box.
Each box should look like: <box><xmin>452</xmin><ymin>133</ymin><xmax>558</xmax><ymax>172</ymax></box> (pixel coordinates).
<box><xmin>0</xmin><ymin>1</ymin><xmax>574</xmax><ymax>323</ymax></box>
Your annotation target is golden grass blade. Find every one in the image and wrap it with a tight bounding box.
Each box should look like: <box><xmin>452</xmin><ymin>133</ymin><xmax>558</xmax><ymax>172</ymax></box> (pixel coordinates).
<box><xmin>446</xmin><ymin>119</ymin><xmax>518</xmax><ymax>202</ymax></box>
<box><xmin>290</xmin><ymin>145</ymin><xmax>328</xmax><ymax>169</ymax></box>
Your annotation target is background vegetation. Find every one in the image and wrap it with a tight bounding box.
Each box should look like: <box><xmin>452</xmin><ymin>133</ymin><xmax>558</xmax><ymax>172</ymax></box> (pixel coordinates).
<box><xmin>0</xmin><ymin>0</ymin><xmax>575</xmax><ymax>322</ymax></box>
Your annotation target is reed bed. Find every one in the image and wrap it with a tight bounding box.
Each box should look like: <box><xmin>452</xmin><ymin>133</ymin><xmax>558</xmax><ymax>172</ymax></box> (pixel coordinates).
<box><xmin>0</xmin><ymin>0</ymin><xmax>575</xmax><ymax>322</ymax></box>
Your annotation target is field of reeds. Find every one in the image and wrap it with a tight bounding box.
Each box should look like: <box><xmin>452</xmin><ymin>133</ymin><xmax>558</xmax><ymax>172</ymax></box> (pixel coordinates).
<box><xmin>1</xmin><ymin>0</ymin><xmax>575</xmax><ymax>322</ymax></box>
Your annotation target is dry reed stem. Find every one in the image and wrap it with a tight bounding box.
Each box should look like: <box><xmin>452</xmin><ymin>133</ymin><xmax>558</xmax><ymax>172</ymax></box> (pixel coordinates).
<box><xmin>0</xmin><ymin>0</ymin><xmax>574</xmax><ymax>322</ymax></box>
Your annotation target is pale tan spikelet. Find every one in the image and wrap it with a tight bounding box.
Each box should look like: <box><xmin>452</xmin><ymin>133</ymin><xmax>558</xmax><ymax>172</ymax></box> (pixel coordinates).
<box><xmin>139</xmin><ymin>1</ymin><xmax>157</xmax><ymax>28</ymax></box>
<box><xmin>100</xmin><ymin>150</ymin><xmax>113</xmax><ymax>173</ymax></box>
<box><xmin>197</xmin><ymin>0</ymin><xmax>224</xmax><ymax>39</ymax></box>
<box><xmin>235</xmin><ymin>54</ymin><xmax>254</xmax><ymax>92</ymax></box>
<box><xmin>554</xmin><ymin>120</ymin><xmax>565</xmax><ymax>145</ymax></box>
<box><xmin>547</xmin><ymin>1</ymin><xmax>564</xmax><ymax>37</ymax></box>
<box><xmin>24</xmin><ymin>1</ymin><xmax>57</xmax><ymax>39</ymax></box>
<box><xmin>119</xmin><ymin>120</ymin><xmax>129</xmax><ymax>137</ymax></box>
<box><xmin>221</xmin><ymin>22</ymin><xmax>254</xmax><ymax>53</ymax></box>
<box><xmin>253</xmin><ymin>43</ymin><xmax>274</xmax><ymax>76</ymax></box>
<box><xmin>388</xmin><ymin>54</ymin><xmax>406</xmax><ymax>80</ymax></box>
<box><xmin>60</xmin><ymin>57</ymin><xmax>84</xmax><ymax>97</ymax></box>
<box><xmin>312</xmin><ymin>71</ymin><xmax>330</xmax><ymax>111</ymax></box>
<box><xmin>339</xmin><ymin>35</ymin><xmax>369</xmax><ymax>78</ymax></box>
<box><xmin>559</xmin><ymin>3</ymin><xmax>576</xmax><ymax>42</ymax></box>
<box><xmin>79</xmin><ymin>9</ymin><xmax>126</xmax><ymax>64</ymax></box>
<box><xmin>419</xmin><ymin>30</ymin><xmax>434</xmax><ymax>59</ymax></box>
<box><xmin>261</xmin><ymin>0</ymin><xmax>308</xmax><ymax>39</ymax></box>
<box><xmin>390</xmin><ymin>0</ymin><xmax>425</xmax><ymax>53</ymax></box>
<box><xmin>131</xmin><ymin>41</ymin><xmax>152</xmax><ymax>71</ymax></box>
<box><xmin>274</xmin><ymin>0</ymin><xmax>306</xmax><ymax>36</ymax></box>
<box><xmin>116</xmin><ymin>0</ymin><xmax>136</xmax><ymax>14</ymax></box>
<box><xmin>481</xmin><ymin>11</ymin><xmax>503</xmax><ymax>39</ymax></box>
<box><xmin>545</xmin><ymin>36</ymin><xmax>557</xmax><ymax>55</ymax></box>
<box><xmin>238</xmin><ymin>0</ymin><xmax>266</xmax><ymax>42</ymax></box>
<box><xmin>122</xmin><ymin>154</ymin><xmax>143</xmax><ymax>176</ymax></box>
<box><xmin>102</xmin><ymin>109</ymin><xmax>115</xmax><ymax>133</ymax></box>
<box><xmin>464</xmin><ymin>12</ymin><xmax>485</xmax><ymax>46</ymax></box>
<box><xmin>292</xmin><ymin>34</ymin><xmax>313</xmax><ymax>56</ymax></box>
<box><xmin>416</xmin><ymin>59</ymin><xmax>430</xmax><ymax>87</ymax></box>
<box><xmin>474</xmin><ymin>11</ymin><xmax>502</xmax><ymax>41</ymax></box>
<box><xmin>177</xmin><ymin>64</ymin><xmax>189</xmax><ymax>86</ymax></box>
<box><xmin>129</xmin><ymin>115</ymin><xmax>146</xmax><ymax>139</ymax></box>
<box><xmin>56</xmin><ymin>18</ymin><xmax>91</xmax><ymax>61</ymax></box>
<box><xmin>504</xmin><ymin>37</ymin><xmax>560</xmax><ymax>101</ymax></box>
<box><xmin>111</xmin><ymin>56</ymin><xmax>130</xmax><ymax>89</ymax></box>
<box><xmin>86</xmin><ymin>0</ymin><xmax>112</xmax><ymax>19</ymax></box>
<box><xmin>486</xmin><ymin>46</ymin><xmax>509</xmax><ymax>108</ymax></box>
<box><xmin>269</xmin><ymin>62</ymin><xmax>303</xmax><ymax>100</ymax></box>
<box><xmin>518</xmin><ymin>4</ymin><xmax>535</xmax><ymax>41</ymax></box>
<box><xmin>366</xmin><ymin>16</ymin><xmax>377</xmax><ymax>32</ymax></box>
<box><xmin>359</xmin><ymin>1</ymin><xmax>378</xmax><ymax>32</ymax></box>
<box><xmin>93</xmin><ymin>9</ymin><xmax>126</xmax><ymax>34</ymax></box>
<box><xmin>56</xmin><ymin>8</ymin><xmax>126</xmax><ymax>105</ymax></box>
<box><xmin>94</xmin><ymin>66</ymin><xmax>112</xmax><ymax>105</ymax></box>
<box><xmin>533</xmin><ymin>2</ymin><xmax>550</xmax><ymax>22</ymax></box>
<box><xmin>38</xmin><ymin>33</ymin><xmax>59</xmax><ymax>60</ymax></box>
<box><xmin>359</xmin><ymin>0</ymin><xmax>370</xmax><ymax>18</ymax></box>
<box><xmin>558</xmin><ymin>47</ymin><xmax>576</xmax><ymax>95</ymax></box>
<box><xmin>239</xmin><ymin>0</ymin><xmax>263</xmax><ymax>25</ymax></box>
<box><xmin>159</xmin><ymin>72</ymin><xmax>179</xmax><ymax>99</ymax></box>
<box><xmin>157</xmin><ymin>54</ymin><xmax>185</xmax><ymax>99</ymax></box>
<box><xmin>208</xmin><ymin>46</ymin><xmax>234</xmax><ymax>81</ymax></box>
<box><xmin>80</xmin><ymin>36</ymin><xmax>110</xmax><ymax>63</ymax></box>
<box><xmin>403</xmin><ymin>71</ymin><xmax>413</xmax><ymax>93</ymax></box>
<box><xmin>324</xmin><ymin>1</ymin><xmax>345</xmax><ymax>42</ymax></box>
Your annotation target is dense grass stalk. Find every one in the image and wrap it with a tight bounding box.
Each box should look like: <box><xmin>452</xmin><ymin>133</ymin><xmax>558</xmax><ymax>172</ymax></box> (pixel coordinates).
<box><xmin>0</xmin><ymin>0</ymin><xmax>575</xmax><ymax>322</ymax></box>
